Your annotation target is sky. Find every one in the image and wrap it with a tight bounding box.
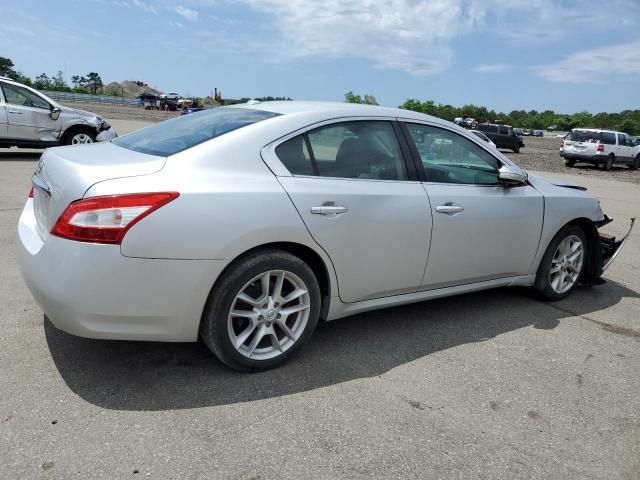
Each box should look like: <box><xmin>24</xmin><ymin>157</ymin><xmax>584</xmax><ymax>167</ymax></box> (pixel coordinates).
<box><xmin>1</xmin><ymin>0</ymin><xmax>640</xmax><ymax>113</ymax></box>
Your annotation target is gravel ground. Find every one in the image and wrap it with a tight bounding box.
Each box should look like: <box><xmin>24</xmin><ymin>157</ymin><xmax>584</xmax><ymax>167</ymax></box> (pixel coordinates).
<box><xmin>503</xmin><ymin>136</ymin><xmax>640</xmax><ymax>185</ymax></box>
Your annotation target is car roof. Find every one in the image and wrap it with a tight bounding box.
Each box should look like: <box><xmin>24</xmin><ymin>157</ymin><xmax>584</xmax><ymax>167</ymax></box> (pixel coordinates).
<box><xmin>234</xmin><ymin>100</ymin><xmax>446</xmax><ymax>123</ymax></box>
<box><xmin>572</xmin><ymin>128</ymin><xmax>623</xmax><ymax>134</ymax></box>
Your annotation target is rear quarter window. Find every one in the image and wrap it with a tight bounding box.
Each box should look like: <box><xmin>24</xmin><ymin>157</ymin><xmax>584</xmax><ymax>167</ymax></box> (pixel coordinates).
<box><xmin>113</xmin><ymin>107</ymin><xmax>280</xmax><ymax>156</ymax></box>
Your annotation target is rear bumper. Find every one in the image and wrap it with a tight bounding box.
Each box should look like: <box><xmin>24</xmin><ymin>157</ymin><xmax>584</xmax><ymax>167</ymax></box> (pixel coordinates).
<box><xmin>18</xmin><ymin>199</ymin><xmax>226</xmax><ymax>342</ymax></box>
<box><xmin>560</xmin><ymin>152</ymin><xmax>603</xmax><ymax>163</ymax></box>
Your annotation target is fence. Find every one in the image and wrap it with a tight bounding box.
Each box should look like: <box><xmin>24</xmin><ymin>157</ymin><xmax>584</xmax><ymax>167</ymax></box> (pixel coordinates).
<box><xmin>39</xmin><ymin>90</ymin><xmax>140</xmax><ymax>107</ymax></box>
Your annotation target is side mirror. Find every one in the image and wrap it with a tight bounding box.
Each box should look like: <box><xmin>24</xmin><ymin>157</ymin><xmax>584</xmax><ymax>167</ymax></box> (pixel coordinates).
<box><xmin>50</xmin><ymin>107</ymin><xmax>61</xmax><ymax>121</ymax></box>
<box><xmin>498</xmin><ymin>165</ymin><xmax>527</xmax><ymax>186</ymax></box>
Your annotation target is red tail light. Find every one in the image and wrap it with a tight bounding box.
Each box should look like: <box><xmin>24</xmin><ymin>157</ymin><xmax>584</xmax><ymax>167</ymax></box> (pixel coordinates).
<box><xmin>51</xmin><ymin>192</ymin><xmax>179</xmax><ymax>244</ymax></box>
<box><xmin>597</xmin><ymin>144</ymin><xmax>604</xmax><ymax>152</ymax></box>
<box><xmin>28</xmin><ymin>187</ymin><xmax>34</xmax><ymax>198</ymax></box>
<box><xmin>560</xmin><ymin>140</ymin><xmax>564</xmax><ymax>147</ymax></box>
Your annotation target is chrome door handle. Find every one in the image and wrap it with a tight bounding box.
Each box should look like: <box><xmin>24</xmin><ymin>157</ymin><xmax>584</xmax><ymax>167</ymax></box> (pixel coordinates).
<box><xmin>311</xmin><ymin>204</ymin><xmax>348</xmax><ymax>216</ymax></box>
<box><xmin>436</xmin><ymin>203</ymin><xmax>464</xmax><ymax>215</ymax></box>
<box><xmin>8</xmin><ymin>110</ymin><xmax>23</xmax><ymax>114</ymax></box>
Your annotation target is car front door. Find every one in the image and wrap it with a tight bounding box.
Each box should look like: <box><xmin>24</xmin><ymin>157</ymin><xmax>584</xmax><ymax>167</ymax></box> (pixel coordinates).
<box><xmin>401</xmin><ymin>121</ymin><xmax>544</xmax><ymax>289</ymax></box>
<box><xmin>0</xmin><ymin>82</ymin><xmax>60</xmax><ymax>142</ymax></box>
<box><xmin>617</xmin><ymin>133</ymin><xmax>633</xmax><ymax>163</ymax></box>
<box><xmin>267</xmin><ymin>119</ymin><xmax>431</xmax><ymax>303</ymax></box>
<box><xmin>0</xmin><ymin>85</ymin><xmax>7</xmax><ymax>139</ymax></box>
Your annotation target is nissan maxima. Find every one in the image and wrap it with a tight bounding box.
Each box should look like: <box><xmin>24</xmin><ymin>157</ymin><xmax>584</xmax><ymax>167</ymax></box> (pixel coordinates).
<box><xmin>18</xmin><ymin>102</ymin><xmax>633</xmax><ymax>371</ymax></box>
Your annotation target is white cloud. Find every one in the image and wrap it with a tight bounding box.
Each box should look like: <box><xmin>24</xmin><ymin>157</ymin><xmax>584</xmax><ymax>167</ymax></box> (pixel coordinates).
<box><xmin>534</xmin><ymin>41</ymin><xmax>640</xmax><ymax>83</ymax></box>
<box><xmin>474</xmin><ymin>64</ymin><xmax>509</xmax><ymax>73</ymax></box>
<box><xmin>176</xmin><ymin>5</ymin><xmax>199</xmax><ymax>21</ymax></box>
<box><xmin>238</xmin><ymin>0</ymin><xmax>481</xmax><ymax>76</ymax></box>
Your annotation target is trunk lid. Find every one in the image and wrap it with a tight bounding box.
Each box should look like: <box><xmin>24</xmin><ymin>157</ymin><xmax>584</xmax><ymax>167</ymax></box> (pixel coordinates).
<box><xmin>32</xmin><ymin>143</ymin><xmax>166</xmax><ymax>239</ymax></box>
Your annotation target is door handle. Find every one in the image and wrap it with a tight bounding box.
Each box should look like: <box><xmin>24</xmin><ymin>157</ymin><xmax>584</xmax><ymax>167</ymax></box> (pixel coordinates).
<box><xmin>436</xmin><ymin>203</ymin><xmax>464</xmax><ymax>215</ymax></box>
<box><xmin>8</xmin><ymin>110</ymin><xmax>23</xmax><ymax>114</ymax></box>
<box><xmin>311</xmin><ymin>204</ymin><xmax>348</xmax><ymax>216</ymax></box>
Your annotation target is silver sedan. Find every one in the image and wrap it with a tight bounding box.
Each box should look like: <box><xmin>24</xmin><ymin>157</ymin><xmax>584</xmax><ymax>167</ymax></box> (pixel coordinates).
<box><xmin>18</xmin><ymin>102</ymin><xmax>633</xmax><ymax>371</ymax></box>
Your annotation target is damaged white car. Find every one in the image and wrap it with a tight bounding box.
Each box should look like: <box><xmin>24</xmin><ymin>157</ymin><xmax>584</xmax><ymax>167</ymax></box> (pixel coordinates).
<box><xmin>0</xmin><ymin>76</ymin><xmax>117</xmax><ymax>148</ymax></box>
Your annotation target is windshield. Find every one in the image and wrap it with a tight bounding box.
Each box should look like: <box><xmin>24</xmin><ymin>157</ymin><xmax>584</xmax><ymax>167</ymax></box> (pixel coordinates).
<box><xmin>113</xmin><ymin>107</ymin><xmax>280</xmax><ymax>156</ymax></box>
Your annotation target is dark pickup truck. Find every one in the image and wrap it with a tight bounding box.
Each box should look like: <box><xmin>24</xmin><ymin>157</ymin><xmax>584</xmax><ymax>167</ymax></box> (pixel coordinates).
<box><xmin>476</xmin><ymin>123</ymin><xmax>524</xmax><ymax>153</ymax></box>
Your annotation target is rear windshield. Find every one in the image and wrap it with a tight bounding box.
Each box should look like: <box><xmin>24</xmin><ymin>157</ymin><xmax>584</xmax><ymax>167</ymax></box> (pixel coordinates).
<box><xmin>113</xmin><ymin>107</ymin><xmax>280</xmax><ymax>156</ymax></box>
<box><xmin>567</xmin><ymin>130</ymin><xmax>616</xmax><ymax>145</ymax></box>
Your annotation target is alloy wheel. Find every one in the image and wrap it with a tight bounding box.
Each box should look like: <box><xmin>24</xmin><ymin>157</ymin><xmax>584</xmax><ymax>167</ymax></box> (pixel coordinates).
<box><xmin>549</xmin><ymin>235</ymin><xmax>584</xmax><ymax>294</ymax></box>
<box><xmin>227</xmin><ymin>270</ymin><xmax>311</xmax><ymax>360</ymax></box>
<box><xmin>71</xmin><ymin>133</ymin><xmax>94</xmax><ymax>145</ymax></box>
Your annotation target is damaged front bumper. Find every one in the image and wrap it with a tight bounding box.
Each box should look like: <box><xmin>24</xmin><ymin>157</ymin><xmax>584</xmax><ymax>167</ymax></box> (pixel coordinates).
<box><xmin>598</xmin><ymin>217</ymin><xmax>635</xmax><ymax>273</ymax></box>
<box><xmin>96</xmin><ymin>126</ymin><xmax>118</xmax><ymax>142</ymax></box>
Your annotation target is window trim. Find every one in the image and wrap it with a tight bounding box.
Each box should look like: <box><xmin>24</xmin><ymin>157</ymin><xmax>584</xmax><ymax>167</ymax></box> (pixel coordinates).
<box><xmin>398</xmin><ymin>120</ymin><xmax>508</xmax><ymax>186</ymax></box>
<box><xmin>262</xmin><ymin>116</ymin><xmax>421</xmax><ymax>182</ymax></box>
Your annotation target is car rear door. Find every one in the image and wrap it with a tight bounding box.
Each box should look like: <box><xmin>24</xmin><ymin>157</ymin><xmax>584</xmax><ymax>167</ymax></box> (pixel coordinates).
<box><xmin>265</xmin><ymin>119</ymin><xmax>431</xmax><ymax>303</ymax></box>
<box><xmin>0</xmin><ymin>82</ymin><xmax>60</xmax><ymax>142</ymax></box>
<box><xmin>401</xmin><ymin>121</ymin><xmax>544</xmax><ymax>289</ymax></box>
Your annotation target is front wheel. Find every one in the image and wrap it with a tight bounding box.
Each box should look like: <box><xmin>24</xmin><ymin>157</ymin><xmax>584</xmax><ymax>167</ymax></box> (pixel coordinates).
<box><xmin>512</xmin><ymin>145</ymin><xmax>520</xmax><ymax>153</ymax></box>
<box><xmin>534</xmin><ymin>225</ymin><xmax>587</xmax><ymax>301</ymax></box>
<box><xmin>631</xmin><ymin>156</ymin><xmax>639</xmax><ymax>170</ymax></box>
<box><xmin>65</xmin><ymin>129</ymin><xmax>96</xmax><ymax>145</ymax></box>
<box><xmin>200</xmin><ymin>250</ymin><xmax>321</xmax><ymax>371</ymax></box>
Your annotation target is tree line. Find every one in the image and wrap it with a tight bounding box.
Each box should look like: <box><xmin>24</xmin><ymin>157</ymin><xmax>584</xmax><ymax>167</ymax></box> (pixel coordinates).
<box><xmin>345</xmin><ymin>92</ymin><xmax>640</xmax><ymax>135</ymax></box>
<box><xmin>1</xmin><ymin>56</ymin><xmax>104</xmax><ymax>94</ymax></box>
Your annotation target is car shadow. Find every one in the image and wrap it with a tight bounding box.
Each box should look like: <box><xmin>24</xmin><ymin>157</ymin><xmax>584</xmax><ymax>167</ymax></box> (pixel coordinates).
<box><xmin>45</xmin><ymin>281</ymin><xmax>639</xmax><ymax>411</ymax></box>
<box><xmin>0</xmin><ymin>151</ymin><xmax>42</xmax><ymax>161</ymax></box>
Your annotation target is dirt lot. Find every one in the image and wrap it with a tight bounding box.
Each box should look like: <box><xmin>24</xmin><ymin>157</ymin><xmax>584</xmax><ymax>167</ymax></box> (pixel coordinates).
<box><xmin>502</xmin><ymin>136</ymin><xmax>640</xmax><ymax>185</ymax></box>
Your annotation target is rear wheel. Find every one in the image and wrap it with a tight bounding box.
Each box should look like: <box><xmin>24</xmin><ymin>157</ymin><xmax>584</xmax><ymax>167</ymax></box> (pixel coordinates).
<box><xmin>200</xmin><ymin>250</ymin><xmax>321</xmax><ymax>371</ymax></box>
<box><xmin>513</xmin><ymin>145</ymin><xmax>520</xmax><ymax>153</ymax></box>
<box><xmin>534</xmin><ymin>225</ymin><xmax>587</xmax><ymax>301</ymax></box>
<box><xmin>565</xmin><ymin>159</ymin><xmax>575</xmax><ymax>167</ymax></box>
<box><xmin>603</xmin><ymin>155</ymin><xmax>614</xmax><ymax>171</ymax></box>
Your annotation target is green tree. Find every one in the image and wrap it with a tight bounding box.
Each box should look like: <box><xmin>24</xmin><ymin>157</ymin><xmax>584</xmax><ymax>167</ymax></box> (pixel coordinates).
<box><xmin>33</xmin><ymin>73</ymin><xmax>51</xmax><ymax>90</ymax></box>
<box><xmin>344</xmin><ymin>91</ymin><xmax>378</xmax><ymax>105</ymax></box>
<box><xmin>85</xmin><ymin>72</ymin><xmax>103</xmax><ymax>94</ymax></box>
<box><xmin>0</xmin><ymin>56</ymin><xmax>17</xmax><ymax>77</ymax></box>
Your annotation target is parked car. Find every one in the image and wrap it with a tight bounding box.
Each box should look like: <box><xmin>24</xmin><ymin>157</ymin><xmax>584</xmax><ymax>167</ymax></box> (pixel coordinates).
<box><xmin>181</xmin><ymin>106</ymin><xmax>206</xmax><ymax>115</ymax></box>
<box><xmin>476</xmin><ymin>123</ymin><xmax>524</xmax><ymax>152</ymax></box>
<box><xmin>470</xmin><ymin>129</ymin><xmax>497</xmax><ymax>148</ymax></box>
<box><xmin>560</xmin><ymin>128</ymin><xmax>640</xmax><ymax>170</ymax></box>
<box><xmin>0</xmin><ymin>76</ymin><xmax>117</xmax><ymax>148</ymax></box>
<box><xmin>19</xmin><ymin>102</ymin><xmax>633</xmax><ymax>371</ymax></box>
<box><xmin>531</xmin><ymin>130</ymin><xmax>544</xmax><ymax>137</ymax></box>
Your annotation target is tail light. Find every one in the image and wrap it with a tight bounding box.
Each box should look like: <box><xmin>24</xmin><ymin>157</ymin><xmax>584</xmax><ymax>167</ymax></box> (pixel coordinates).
<box><xmin>51</xmin><ymin>192</ymin><xmax>179</xmax><ymax>244</ymax></box>
<box><xmin>597</xmin><ymin>144</ymin><xmax>604</xmax><ymax>152</ymax></box>
<box><xmin>28</xmin><ymin>187</ymin><xmax>34</xmax><ymax>198</ymax></box>
<box><xmin>560</xmin><ymin>140</ymin><xmax>564</xmax><ymax>148</ymax></box>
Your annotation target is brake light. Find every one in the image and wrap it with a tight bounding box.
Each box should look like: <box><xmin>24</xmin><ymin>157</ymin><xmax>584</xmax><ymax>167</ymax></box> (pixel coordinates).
<box><xmin>28</xmin><ymin>187</ymin><xmax>34</xmax><ymax>198</ymax></box>
<box><xmin>560</xmin><ymin>140</ymin><xmax>564</xmax><ymax>148</ymax></box>
<box><xmin>51</xmin><ymin>192</ymin><xmax>179</xmax><ymax>244</ymax></box>
<box><xmin>597</xmin><ymin>144</ymin><xmax>604</xmax><ymax>152</ymax></box>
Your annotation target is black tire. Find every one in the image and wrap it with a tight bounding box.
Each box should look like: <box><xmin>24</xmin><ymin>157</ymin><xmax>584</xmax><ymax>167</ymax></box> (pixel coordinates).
<box><xmin>631</xmin><ymin>156</ymin><xmax>639</xmax><ymax>170</ymax></box>
<box><xmin>63</xmin><ymin>128</ymin><xmax>96</xmax><ymax>146</ymax></box>
<box><xmin>513</xmin><ymin>145</ymin><xmax>520</xmax><ymax>153</ymax></box>
<box><xmin>565</xmin><ymin>160</ymin><xmax>575</xmax><ymax>167</ymax></box>
<box><xmin>603</xmin><ymin>155</ymin><xmax>614</xmax><ymax>171</ymax></box>
<box><xmin>200</xmin><ymin>249</ymin><xmax>321</xmax><ymax>371</ymax></box>
<box><xmin>534</xmin><ymin>224</ymin><xmax>587</xmax><ymax>301</ymax></box>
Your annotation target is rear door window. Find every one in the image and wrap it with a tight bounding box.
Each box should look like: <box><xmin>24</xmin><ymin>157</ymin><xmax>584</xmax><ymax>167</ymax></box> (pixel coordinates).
<box><xmin>113</xmin><ymin>107</ymin><xmax>280</xmax><ymax>156</ymax></box>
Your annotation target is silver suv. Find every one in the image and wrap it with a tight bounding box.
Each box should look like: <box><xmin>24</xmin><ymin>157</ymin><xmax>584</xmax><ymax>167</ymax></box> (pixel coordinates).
<box><xmin>0</xmin><ymin>77</ymin><xmax>117</xmax><ymax>148</ymax></box>
<box><xmin>560</xmin><ymin>128</ymin><xmax>640</xmax><ymax>170</ymax></box>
